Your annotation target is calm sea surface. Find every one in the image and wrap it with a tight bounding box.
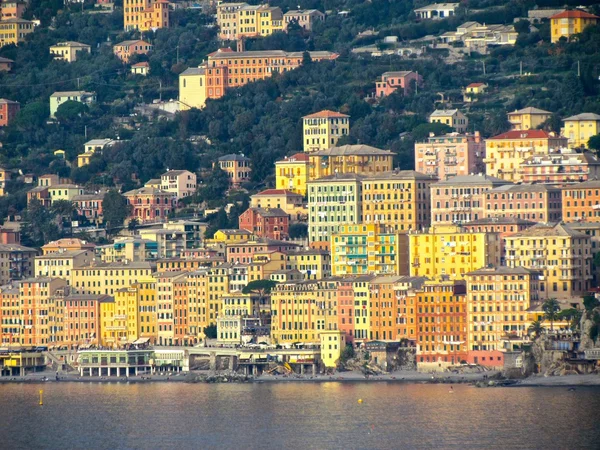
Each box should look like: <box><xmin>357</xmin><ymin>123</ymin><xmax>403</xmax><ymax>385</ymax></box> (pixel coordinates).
<box><xmin>0</xmin><ymin>382</ymin><xmax>599</xmax><ymax>449</ymax></box>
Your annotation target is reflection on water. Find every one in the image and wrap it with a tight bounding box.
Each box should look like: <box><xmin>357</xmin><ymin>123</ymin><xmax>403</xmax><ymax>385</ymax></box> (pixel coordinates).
<box><xmin>1</xmin><ymin>382</ymin><xmax>599</xmax><ymax>449</ymax></box>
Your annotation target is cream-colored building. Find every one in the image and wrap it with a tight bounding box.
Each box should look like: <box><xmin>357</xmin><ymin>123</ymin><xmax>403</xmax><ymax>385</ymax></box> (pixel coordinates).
<box><xmin>429</xmin><ymin>109</ymin><xmax>468</xmax><ymax>133</ymax></box>
<box><xmin>178</xmin><ymin>67</ymin><xmax>206</xmax><ymax>110</ymax></box>
<box><xmin>308</xmin><ymin>145</ymin><xmax>394</xmax><ymax>180</ymax></box>
<box><xmin>71</xmin><ymin>262</ymin><xmax>155</xmax><ymax>296</ymax></box>
<box><xmin>561</xmin><ymin>113</ymin><xmax>600</xmax><ymax>148</ymax></box>
<box><xmin>49</xmin><ymin>91</ymin><xmax>96</xmax><ymax>118</ymax></box>
<box><xmin>34</xmin><ymin>249</ymin><xmax>93</xmax><ymax>282</ymax></box>
<box><xmin>50</xmin><ymin>41</ymin><xmax>91</xmax><ymax>63</ymax></box>
<box><xmin>250</xmin><ymin>189</ymin><xmax>306</xmax><ymax>221</ymax></box>
<box><xmin>160</xmin><ymin>169</ymin><xmax>197</xmax><ymax>199</ymax></box>
<box><xmin>303</xmin><ymin>110</ymin><xmax>350</xmax><ymax>153</ymax></box>
<box><xmin>507</xmin><ymin>107</ymin><xmax>552</xmax><ymax>131</ymax></box>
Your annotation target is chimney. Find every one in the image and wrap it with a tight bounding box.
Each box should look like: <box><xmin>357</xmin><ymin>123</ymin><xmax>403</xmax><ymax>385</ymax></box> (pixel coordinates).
<box><xmin>237</xmin><ymin>38</ymin><xmax>245</xmax><ymax>53</ymax></box>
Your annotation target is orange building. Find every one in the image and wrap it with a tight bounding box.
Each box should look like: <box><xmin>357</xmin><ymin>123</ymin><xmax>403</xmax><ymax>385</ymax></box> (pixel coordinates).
<box><xmin>0</xmin><ymin>284</ymin><xmax>20</xmax><ymax>345</ymax></box>
<box><xmin>61</xmin><ymin>291</ymin><xmax>111</xmax><ymax>348</ymax></box>
<box><xmin>0</xmin><ymin>98</ymin><xmax>19</xmax><ymax>126</ymax></box>
<box><xmin>217</xmin><ymin>154</ymin><xmax>252</xmax><ymax>187</ymax></box>
<box><xmin>113</xmin><ymin>40</ymin><xmax>153</xmax><ymax>63</ymax></box>
<box><xmin>562</xmin><ymin>180</ymin><xmax>600</xmax><ymax>222</ymax></box>
<box><xmin>123</xmin><ymin>0</ymin><xmax>169</xmax><ymax>31</ymax></box>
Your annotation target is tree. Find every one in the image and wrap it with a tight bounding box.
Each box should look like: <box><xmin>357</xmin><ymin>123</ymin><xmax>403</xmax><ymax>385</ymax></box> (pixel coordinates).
<box><xmin>203</xmin><ymin>324</ymin><xmax>217</xmax><ymax>339</ymax></box>
<box><xmin>289</xmin><ymin>223</ymin><xmax>308</xmax><ymax>239</ymax></box>
<box><xmin>583</xmin><ymin>294</ymin><xmax>600</xmax><ymax>312</ymax></box>
<box><xmin>411</xmin><ymin>122</ymin><xmax>453</xmax><ymax>141</ymax></box>
<box><xmin>242</xmin><ymin>279</ymin><xmax>278</xmax><ymax>306</ymax></box>
<box><xmin>54</xmin><ymin>100</ymin><xmax>89</xmax><ymax>122</ymax></box>
<box><xmin>20</xmin><ymin>199</ymin><xmax>60</xmax><ymax>247</ymax></box>
<box><xmin>128</xmin><ymin>218</ymin><xmax>139</xmax><ymax>232</ymax></box>
<box><xmin>558</xmin><ymin>308</ymin><xmax>582</xmax><ymax>332</ymax></box>
<box><xmin>588</xmin><ymin>134</ymin><xmax>600</xmax><ymax>154</ymax></box>
<box><xmin>542</xmin><ymin>298</ymin><xmax>561</xmax><ymax>331</ymax></box>
<box><xmin>103</xmin><ymin>190</ymin><xmax>131</xmax><ymax>233</ymax></box>
<box><xmin>528</xmin><ymin>320</ymin><xmax>545</xmax><ymax>339</ymax></box>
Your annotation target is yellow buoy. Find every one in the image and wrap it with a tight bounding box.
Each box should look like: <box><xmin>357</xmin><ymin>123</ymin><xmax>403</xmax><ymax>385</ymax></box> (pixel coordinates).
<box><xmin>39</xmin><ymin>389</ymin><xmax>43</xmax><ymax>406</ymax></box>
<box><xmin>357</xmin><ymin>399</ymin><xmax>363</xmax><ymax>404</ymax></box>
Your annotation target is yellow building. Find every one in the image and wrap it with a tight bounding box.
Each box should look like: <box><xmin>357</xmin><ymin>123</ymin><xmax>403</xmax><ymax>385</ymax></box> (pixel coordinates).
<box><xmin>463</xmin><ymin>82</ymin><xmax>487</xmax><ymax>102</ymax></box>
<box><xmin>186</xmin><ymin>267</ymin><xmax>232</xmax><ymax>339</ymax></box>
<box><xmin>303</xmin><ymin>110</ymin><xmax>350</xmax><ymax>153</ymax></box>
<box><xmin>507</xmin><ymin>107</ymin><xmax>552</xmax><ymax>131</ymax></box>
<box><xmin>217</xmin><ymin>3</ymin><xmax>283</xmax><ymax>40</ymax></box>
<box><xmin>178</xmin><ymin>67</ymin><xmax>206</xmax><ymax>110</ymax></box>
<box><xmin>50</xmin><ymin>41</ymin><xmax>91</xmax><ymax>63</ymax></box>
<box><xmin>48</xmin><ymin>184</ymin><xmax>84</xmax><ymax>204</ymax></box>
<box><xmin>331</xmin><ymin>224</ymin><xmax>409</xmax><ymax>276</ymax></box>
<box><xmin>211</xmin><ymin>229</ymin><xmax>253</xmax><ymax>243</ymax></box>
<box><xmin>320</xmin><ymin>330</ymin><xmax>345</xmax><ymax>368</ymax></box>
<box><xmin>466</xmin><ymin>266</ymin><xmax>542</xmax><ymax>355</ymax></box>
<box><xmin>285</xmin><ymin>249</ymin><xmax>331</xmax><ymax>280</ymax></box>
<box><xmin>123</xmin><ymin>0</ymin><xmax>169</xmax><ymax>32</ymax></box>
<box><xmin>0</xmin><ymin>18</ymin><xmax>35</xmax><ymax>48</ymax></box>
<box><xmin>361</xmin><ymin>170</ymin><xmax>435</xmax><ymax>232</ymax></box>
<box><xmin>34</xmin><ymin>249</ymin><xmax>93</xmax><ymax>282</ymax></box>
<box><xmin>71</xmin><ymin>262</ymin><xmax>155</xmax><ymax>296</ymax></box>
<box><xmin>484</xmin><ymin>130</ymin><xmax>569</xmax><ymax>182</ymax></box>
<box><xmin>429</xmin><ymin>109</ymin><xmax>468</xmax><ymax>133</ymax></box>
<box><xmin>250</xmin><ymin>188</ymin><xmax>306</xmax><ymax>220</ymax></box>
<box><xmin>504</xmin><ymin>223</ymin><xmax>592</xmax><ymax>300</ymax></box>
<box><xmin>562</xmin><ymin>113</ymin><xmax>600</xmax><ymax>148</ymax></box>
<box><xmin>409</xmin><ymin>225</ymin><xmax>500</xmax><ymax>280</ymax></box>
<box><xmin>550</xmin><ymin>10</ymin><xmax>599</xmax><ymax>43</ymax></box>
<box><xmin>308</xmin><ymin>144</ymin><xmax>395</xmax><ymax>180</ymax></box>
<box><xmin>216</xmin><ymin>2</ymin><xmax>247</xmax><ymax>40</ymax></box>
<box><xmin>274</xmin><ymin>152</ymin><xmax>309</xmax><ymax>195</ymax></box>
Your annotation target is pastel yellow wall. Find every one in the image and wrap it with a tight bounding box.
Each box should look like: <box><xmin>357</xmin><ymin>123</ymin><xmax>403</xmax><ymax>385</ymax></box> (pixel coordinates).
<box><xmin>179</xmin><ymin>72</ymin><xmax>207</xmax><ymax>110</ymax></box>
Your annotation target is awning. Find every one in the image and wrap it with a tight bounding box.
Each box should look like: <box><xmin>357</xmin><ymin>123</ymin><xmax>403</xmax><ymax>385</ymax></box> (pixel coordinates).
<box><xmin>132</xmin><ymin>338</ymin><xmax>150</xmax><ymax>345</ymax></box>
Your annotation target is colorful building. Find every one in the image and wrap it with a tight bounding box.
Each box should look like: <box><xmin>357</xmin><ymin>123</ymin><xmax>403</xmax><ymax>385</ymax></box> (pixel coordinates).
<box><xmin>429</xmin><ymin>109</ymin><xmax>468</xmax><ymax>133</ymax></box>
<box><xmin>1</xmin><ymin>1</ymin><xmax>26</xmax><ymax>20</ymax></box>
<box><xmin>484</xmin><ymin>130</ymin><xmax>569</xmax><ymax>182</ymax></box>
<box><xmin>124</xmin><ymin>187</ymin><xmax>176</xmax><ymax>223</ymax></box>
<box><xmin>507</xmin><ymin>107</ymin><xmax>552</xmax><ymax>131</ymax></box>
<box><xmin>274</xmin><ymin>153</ymin><xmax>309</xmax><ymax>195</ymax></box>
<box><xmin>504</xmin><ymin>223</ymin><xmax>592</xmax><ymax>299</ymax></box>
<box><xmin>178</xmin><ymin>67</ymin><xmax>206</xmax><ymax>110</ymax></box>
<box><xmin>414</xmin><ymin>2</ymin><xmax>458</xmax><ymax>19</ymax></box>
<box><xmin>217</xmin><ymin>154</ymin><xmax>251</xmax><ymax>188</ymax></box>
<box><xmin>239</xmin><ymin>207</ymin><xmax>289</xmax><ymax>240</ymax></box>
<box><xmin>216</xmin><ymin>2</ymin><xmax>247</xmax><ymax>40</ymax></box>
<box><xmin>283</xmin><ymin>9</ymin><xmax>325</xmax><ymax>31</ymax></box>
<box><xmin>561</xmin><ymin>113</ymin><xmax>600</xmax><ymax>148</ymax></box>
<box><xmin>131</xmin><ymin>61</ymin><xmax>150</xmax><ymax>76</ymax></box>
<box><xmin>216</xmin><ymin>3</ymin><xmax>283</xmax><ymax>40</ymax></box>
<box><xmin>562</xmin><ymin>180</ymin><xmax>600</xmax><ymax>222</ymax></box>
<box><xmin>123</xmin><ymin>0</ymin><xmax>169</xmax><ymax>32</ymax></box>
<box><xmin>302</xmin><ymin>110</ymin><xmax>350</xmax><ymax>153</ymax></box>
<box><xmin>463</xmin><ymin>82</ymin><xmax>487</xmax><ymax>102</ymax></box>
<box><xmin>72</xmin><ymin>193</ymin><xmax>105</xmax><ymax>225</ymax></box>
<box><xmin>0</xmin><ymin>244</ymin><xmax>37</xmax><ymax>285</ymax></box>
<box><xmin>550</xmin><ymin>9</ymin><xmax>599</xmax><ymax>43</ymax></box>
<box><xmin>361</xmin><ymin>170</ymin><xmax>435</xmax><ymax>232</ymax></box>
<box><xmin>0</xmin><ymin>284</ymin><xmax>20</xmax><ymax>345</ymax></box>
<box><xmin>160</xmin><ymin>170</ymin><xmax>197</xmax><ymax>199</ymax></box>
<box><xmin>50</xmin><ymin>91</ymin><xmax>96</xmax><ymax>118</ymax></box>
<box><xmin>331</xmin><ymin>224</ymin><xmax>409</xmax><ymax>276</ymax></box>
<box><xmin>113</xmin><ymin>39</ymin><xmax>153</xmax><ymax>63</ymax></box>
<box><xmin>250</xmin><ymin>189</ymin><xmax>306</xmax><ymax>221</ymax></box>
<box><xmin>409</xmin><ymin>225</ymin><xmax>500</xmax><ymax>280</ymax></box>
<box><xmin>50</xmin><ymin>41</ymin><xmax>91</xmax><ymax>63</ymax></box>
<box><xmin>0</xmin><ymin>18</ymin><xmax>35</xmax><ymax>48</ymax></box>
<box><xmin>482</xmin><ymin>184</ymin><xmax>563</xmax><ymax>223</ymax></box>
<box><xmin>431</xmin><ymin>174</ymin><xmax>511</xmax><ymax>225</ymax></box>
<box><xmin>34</xmin><ymin>249</ymin><xmax>93</xmax><ymax>282</ymax></box>
<box><xmin>521</xmin><ymin>148</ymin><xmax>600</xmax><ymax>184</ymax></box>
<box><xmin>0</xmin><ymin>98</ymin><xmax>19</xmax><ymax>127</ymax></box>
<box><xmin>308</xmin><ymin>144</ymin><xmax>394</xmax><ymax>180</ymax></box>
<box><xmin>375</xmin><ymin>71</ymin><xmax>422</xmax><ymax>98</ymax></box>
<box><xmin>414</xmin><ymin>131</ymin><xmax>485</xmax><ymax>180</ymax></box>
<box><xmin>71</xmin><ymin>261</ymin><xmax>155</xmax><ymax>296</ymax></box>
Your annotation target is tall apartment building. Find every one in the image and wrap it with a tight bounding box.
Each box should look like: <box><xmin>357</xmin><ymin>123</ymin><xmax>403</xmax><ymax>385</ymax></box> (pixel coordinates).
<box><xmin>123</xmin><ymin>0</ymin><xmax>169</xmax><ymax>31</ymax></box>
<box><xmin>507</xmin><ymin>107</ymin><xmax>552</xmax><ymax>131</ymax></box>
<box><xmin>302</xmin><ymin>110</ymin><xmax>350</xmax><ymax>153</ymax></box>
<box><xmin>562</xmin><ymin>180</ymin><xmax>600</xmax><ymax>222</ymax></box>
<box><xmin>482</xmin><ymin>184</ymin><xmax>563</xmax><ymax>223</ymax></box>
<box><xmin>274</xmin><ymin>153</ymin><xmax>309</xmax><ymax>195</ymax></box>
<box><xmin>308</xmin><ymin>145</ymin><xmax>394</xmax><ymax>180</ymax></box>
<box><xmin>431</xmin><ymin>174</ymin><xmax>511</xmax><ymax>225</ymax></box>
<box><xmin>217</xmin><ymin>3</ymin><xmax>283</xmax><ymax>40</ymax></box>
<box><xmin>521</xmin><ymin>149</ymin><xmax>600</xmax><ymax>184</ymax></box>
<box><xmin>414</xmin><ymin>132</ymin><xmax>485</xmax><ymax>180</ymax></box>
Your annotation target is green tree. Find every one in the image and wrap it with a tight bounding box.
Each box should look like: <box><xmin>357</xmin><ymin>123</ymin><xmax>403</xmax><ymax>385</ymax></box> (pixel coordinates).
<box><xmin>198</xmin><ymin>167</ymin><xmax>230</xmax><ymax>205</ymax></box>
<box><xmin>583</xmin><ymin>294</ymin><xmax>600</xmax><ymax>312</ymax></box>
<box><xmin>411</xmin><ymin>122</ymin><xmax>453</xmax><ymax>141</ymax></box>
<box><xmin>54</xmin><ymin>100</ymin><xmax>89</xmax><ymax>122</ymax></box>
<box><xmin>528</xmin><ymin>319</ymin><xmax>545</xmax><ymax>339</ymax></box>
<box><xmin>588</xmin><ymin>134</ymin><xmax>600</xmax><ymax>154</ymax></box>
<box><xmin>13</xmin><ymin>101</ymin><xmax>48</xmax><ymax>130</ymax></box>
<box><xmin>203</xmin><ymin>324</ymin><xmax>217</xmax><ymax>339</ymax></box>
<box><xmin>20</xmin><ymin>199</ymin><xmax>60</xmax><ymax>247</ymax></box>
<box><xmin>289</xmin><ymin>223</ymin><xmax>308</xmax><ymax>239</ymax></box>
<box><xmin>103</xmin><ymin>190</ymin><xmax>131</xmax><ymax>233</ymax></box>
<box><xmin>242</xmin><ymin>279</ymin><xmax>278</xmax><ymax>303</ymax></box>
<box><xmin>558</xmin><ymin>308</ymin><xmax>582</xmax><ymax>332</ymax></box>
<box><xmin>128</xmin><ymin>218</ymin><xmax>140</xmax><ymax>232</ymax></box>
<box><xmin>542</xmin><ymin>298</ymin><xmax>561</xmax><ymax>331</ymax></box>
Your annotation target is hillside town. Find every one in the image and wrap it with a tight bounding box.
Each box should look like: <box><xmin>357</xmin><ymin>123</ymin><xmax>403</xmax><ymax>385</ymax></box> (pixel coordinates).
<box><xmin>1</xmin><ymin>0</ymin><xmax>600</xmax><ymax>382</ymax></box>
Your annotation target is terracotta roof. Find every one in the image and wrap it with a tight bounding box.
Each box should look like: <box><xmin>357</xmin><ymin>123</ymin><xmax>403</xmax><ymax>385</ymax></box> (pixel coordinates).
<box><xmin>488</xmin><ymin>130</ymin><xmax>558</xmax><ymax>140</ymax></box>
<box><xmin>466</xmin><ymin>82</ymin><xmax>486</xmax><ymax>88</ymax></box>
<box><xmin>550</xmin><ymin>10</ymin><xmax>599</xmax><ymax>20</ymax></box>
<box><xmin>132</xmin><ymin>62</ymin><xmax>150</xmax><ymax>67</ymax></box>
<box><xmin>303</xmin><ymin>110</ymin><xmax>349</xmax><ymax>119</ymax></box>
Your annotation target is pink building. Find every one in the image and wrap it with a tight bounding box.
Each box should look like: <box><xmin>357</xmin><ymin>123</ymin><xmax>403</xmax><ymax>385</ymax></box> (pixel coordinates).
<box><xmin>113</xmin><ymin>40</ymin><xmax>153</xmax><ymax>63</ymax></box>
<box><xmin>124</xmin><ymin>187</ymin><xmax>176</xmax><ymax>223</ymax></box>
<box><xmin>521</xmin><ymin>149</ymin><xmax>600</xmax><ymax>184</ymax></box>
<box><xmin>72</xmin><ymin>193</ymin><xmax>105</xmax><ymax>225</ymax></box>
<box><xmin>415</xmin><ymin>132</ymin><xmax>485</xmax><ymax>180</ymax></box>
<box><xmin>431</xmin><ymin>174</ymin><xmax>512</xmax><ymax>225</ymax></box>
<box><xmin>482</xmin><ymin>184</ymin><xmax>562</xmax><ymax>223</ymax></box>
<box><xmin>61</xmin><ymin>291</ymin><xmax>111</xmax><ymax>348</ymax></box>
<box><xmin>239</xmin><ymin>207</ymin><xmax>289</xmax><ymax>240</ymax></box>
<box><xmin>375</xmin><ymin>71</ymin><xmax>422</xmax><ymax>98</ymax></box>
<box><xmin>226</xmin><ymin>240</ymin><xmax>300</xmax><ymax>264</ymax></box>
<box><xmin>337</xmin><ymin>279</ymin><xmax>355</xmax><ymax>344</ymax></box>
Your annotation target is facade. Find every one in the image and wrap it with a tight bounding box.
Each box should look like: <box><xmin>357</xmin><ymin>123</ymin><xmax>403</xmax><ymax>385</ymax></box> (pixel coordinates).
<box><xmin>71</xmin><ymin>262</ymin><xmax>155</xmax><ymax>296</ymax></box>
<box><xmin>562</xmin><ymin>180</ymin><xmax>600</xmax><ymax>222</ymax></box>
<box><xmin>409</xmin><ymin>225</ymin><xmax>500</xmax><ymax>280</ymax></box>
<box><xmin>0</xmin><ymin>284</ymin><xmax>20</xmax><ymax>345</ymax></box>
<box><xmin>375</xmin><ymin>71</ymin><xmax>421</xmax><ymax>98</ymax></box>
<box><xmin>561</xmin><ymin>113</ymin><xmax>600</xmax><ymax>148</ymax></box>
<box><xmin>216</xmin><ymin>3</ymin><xmax>283</xmax><ymax>40</ymax></box>
<box><xmin>250</xmin><ymin>189</ymin><xmax>305</xmax><ymax>221</ymax></box>
<box><xmin>123</xmin><ymin>0</ymin><xmax>169</xmax><ymax>32</ymax></box>
<box><xmin>520</xmin><ymin>149</ymin><xmax>600</xmax><ymax>184</ymax></box>
<box><xmin>50</xmin><ymin>41</ymin><xmax>91</xmax><ymax>63</ymax></box>
<box><xmin>482</xmin><ymin>184</ymin><xmax>563</xmax><ymax>223</ymax></box>
<box><xmin>307</xmin><ymin>173</ymin><xmax>364</xmax><ymax>244</ymax></box>
<box><xmin>429</xmin><ymin>109</ymin><xmax>468</xmax><ymax>133</ymax></box>
<box><xmin>507</xmin><ymin>107</ymin><xmax>552</xmax><ymax>131</ymax></box>
<box><xmin>302</xmin><ymin>110</ymin><xmax>350</xmax><ymax>153</ymax></box>
<box><xmin>131</xmin><ymin>61</ymin><xmax>150</xmax><ymax>76</ymax></box>
<box><xmin>361</xmin><ymin>170</ymin><xmax>435</xmax><ymax>232</ymax></box>
<box><xmin>430</xmin><ymin>174</ymin><xmax>511</xmax><ymax>225</ymax></box>
<box><xmin>274</xmin><ymin>153</ymin><xmax>309</xmax><ymax>195</ymax></box>
<box><xmin>0</xmin><ymin>18</ymin><xmax>35</xmax><ymax>48</ymax></box>
<box><xmin>465</xmin><ymin>266</ymin><xmax>541</xmax><ymax>366</ymax></box>
<box><xmin>504</xmin><ymin>223</ymin><xmax>592</xmax><ymax>299</ymax></box>
<box><xmin>217</xmin><ymin>154</ymin><xmax>251</xmax><ymax>187</ymax></box>
<box><xmin>160</xmin><ymin>170</ymin><xmax>197</xmax><ymax>199</ymax></box>
<box><xmin>178</xmin><ymin>67</ymin><xmax>206</xmax><ymax>110</ymax></box>
<box><xmin>283</xmin><ymin>9</ymin><xmax>324</xmax><ymax>31</ymax></box>
<box><xmin>34</xmin><ymin>249</ymin><xmax>93</xmax><ymax>282</ymax></box>
<box><xmin>238</xmin><ymin>207</ymin><xmax>289</xmax><ymax>240</ymax></box>
<box><xmin>0</xmin><ymin>244</ymin><xmax>37</xmax><ymax>285</ymax></box>
<box><xmin>414</xmin><ymin>132</ymin><xmax>485</xmax><ymax>180</ymax></box>
<box><xmin>463</xmin><ymin>82</ymin><xmax>487</xmax><ymax>102</ymax></box>
<box><xmin>414</xmin><ymin>3</ymin><xmax>459</xmax><ymax>19</ymax></box>
<box><xmin>123</xmin><ymin>187</ymin><xmax>176</xmax><ymax>223</ymax></box>
<box><xmin>331</xmin><ymin>224</ymin><xmax>409</xmax><ymax>276</ymax></box>
<box><xmin>216</xmin><ymin>2</ymin><xmax>247</xmax><ymax>40</ymax></box>
<box><xmin>49</xmin><ymin>91</ymin><xmax>96</xmax><ymax>118</ymax></box>
<box><xmin>308</xmin><ymin>145</ymin><xmax>394</xmax><ymax>180</ymax></box>
<box><xmin>484</xmin><ymin>130</ymin><xmax>569</xmax><ymax>182</ymax></box>
<box><xmin>550</xmin><ymin>10</ymin><xmax>599</xmax><ymax>43</ymax></box>
<box><xmin>1</xmin><ymin>1</ymin><xmax>26</xmax><ymax>20</ymax></box>
<box><xmin>72</xmin><ymin>193</ymin><xmax>105</xmax><ymax>225</ymax></box>
<box><xmin>0</xmin><ymin>98</ymin><xmax>19</xmax><ymax>127</ymax></box>
<box><xmin>61</xmin><ymin>291</ymin><xmax>110</xmax><ymax>348</ymax></box>
<box><xmin>78</xmin><ymin>138</ymin><xmax>114</xmax><ymax>168</ymax></box>
<box><xmin>0</xmin><ymin>56</ymin><xmax>14</xmax><ymax>71</ymax></box>
<box><xmin>42</xmin><ymin>238</ymin><xmax>95</xmax><ymax>256</ymax></box>
<box><xmin>113</xmin><ymin>40</ymin><xmax>153</xmax><ymax>63</ymax></box>
<box><xmin>48</xmin><ymin>184</ymin><xmax>84</xmax><ymax>204</ymax></box>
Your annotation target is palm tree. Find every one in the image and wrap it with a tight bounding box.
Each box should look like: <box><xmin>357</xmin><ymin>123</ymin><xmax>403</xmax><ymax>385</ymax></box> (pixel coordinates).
<box><xmin>542</xmin><ymin>298</ymin><xmax>561</xmax><ymax>331</ymax></box>
<box><xmin>528</xmin><ymin>320</ymin><xmax>545</xmax><ymax>339</ymax></box>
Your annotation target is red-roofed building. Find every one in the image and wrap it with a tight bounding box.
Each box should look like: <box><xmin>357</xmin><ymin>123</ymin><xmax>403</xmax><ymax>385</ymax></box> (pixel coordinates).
<box><xmin>239</xmin><ymin>207</ymin><xmax>290</xmax><ymax>240</ymax></box>
<box><xmin>375</xmin><ymin>71</ymin><xmax>422</xmax><ymax>98</ymax></box>
<box><xmin>550</xmin><ymin>10</ymin><xmax>599</xmax><ymax>43</ymax></box>
<box><xmin>275</xmin><ymin>152</ymin><xmax>310</xmax><ymax>195</ymax></box>
<box><xmin>485</xmin><ymin>130</ymin><xmax>568</xmax><ymax>182</ymax></box>
<box><xmin>463</xmin><ymin>82</ymin><xmax>487</xmax><ymax>102</ymax></box>
<box><xmin>303</xmin><ymin>110</ymin><xmax>350</xmax><ymax>153</ymax></box>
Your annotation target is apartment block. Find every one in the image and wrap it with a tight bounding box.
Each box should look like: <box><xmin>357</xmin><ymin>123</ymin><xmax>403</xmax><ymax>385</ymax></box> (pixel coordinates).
<box><xmin>482</xmin><ymin>184</ymin><xmax>563</xmax><ymax>223</ymax></box>
<box><xmin>562</xmin><ymin>180</ymin><xmax>600</xmax><ymax>222</ymax></box>
<box><xmin>521</xmin><ymin>149</ymin><xmax>600</xmax><ymax>184</ymax></box>
<box><xmin>302</xmin><ymin>110</ymin><xmax>350</xmax><ymax>153</ymax></box>
<box><xmin>123</xmin><ymin>0</ymin><xmax>169</xmax><ymax>31</ymax></box>
<box><xmin>507</xmin><ymin>107</ymin><xmax>552</xmax><ymax>131</ymax></box>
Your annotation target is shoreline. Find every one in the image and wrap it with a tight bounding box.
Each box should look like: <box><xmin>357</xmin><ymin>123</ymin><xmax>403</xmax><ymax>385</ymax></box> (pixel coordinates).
<box><xmin>2</xmin><ymin>371</ymin><xmax>599</xmax><ymax>386</ymax></box>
